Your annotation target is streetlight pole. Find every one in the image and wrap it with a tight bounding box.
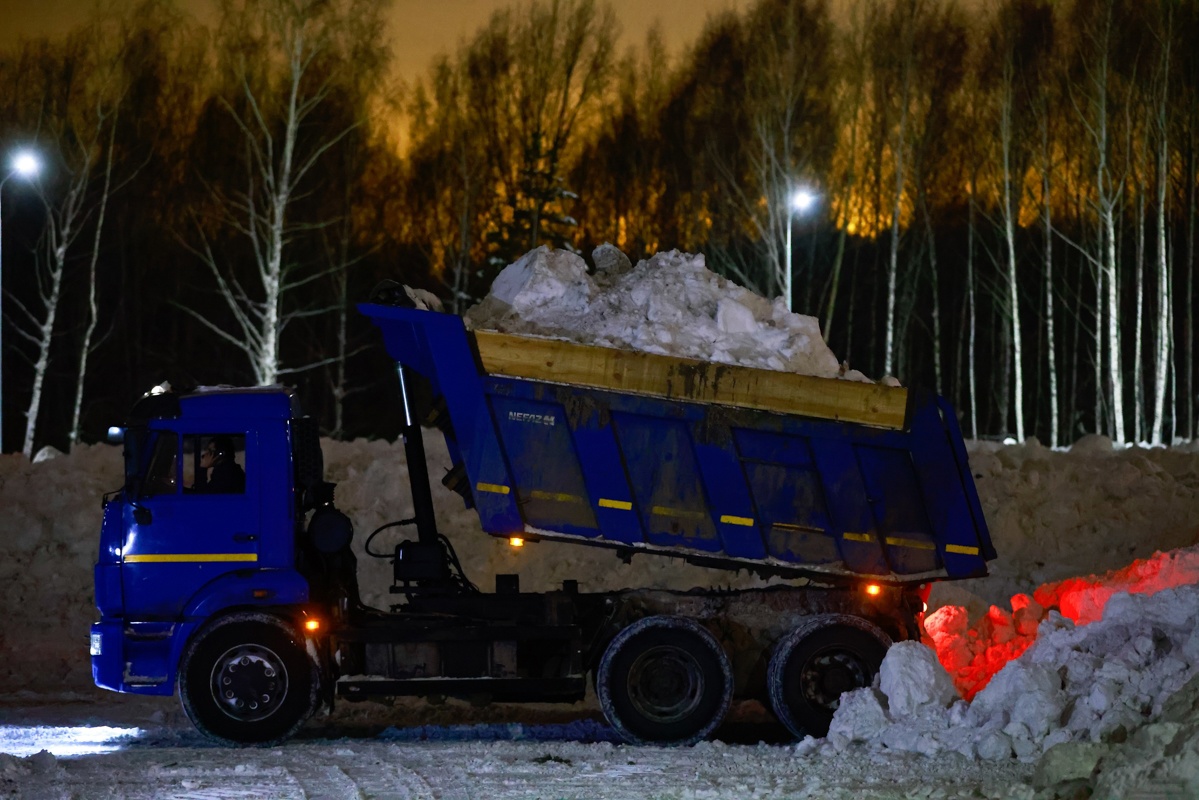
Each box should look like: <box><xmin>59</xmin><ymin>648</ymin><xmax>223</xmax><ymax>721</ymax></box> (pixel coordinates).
<box><xmin>783</xmin><ymin>187</ymin><xmax>816</xmax><ymax>312</ymax></box>
<box><xmin>0</xmin><ymin>150</ymin><xmax>41</xmax><ymax>454</ymax></box>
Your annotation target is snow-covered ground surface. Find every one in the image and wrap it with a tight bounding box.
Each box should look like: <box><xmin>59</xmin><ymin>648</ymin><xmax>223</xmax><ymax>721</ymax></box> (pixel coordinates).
<box><xmin>2</xmin><ymin>247</ymin><xmax>1199</xmax><ymax>798</ymax></box>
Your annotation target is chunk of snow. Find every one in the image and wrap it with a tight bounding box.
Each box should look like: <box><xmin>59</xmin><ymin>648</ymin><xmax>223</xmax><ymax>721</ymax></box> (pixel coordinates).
<box><xmin>878</xmin><ymin>641</ymin><xmax>959</xmax><ymax>717</ymax></box>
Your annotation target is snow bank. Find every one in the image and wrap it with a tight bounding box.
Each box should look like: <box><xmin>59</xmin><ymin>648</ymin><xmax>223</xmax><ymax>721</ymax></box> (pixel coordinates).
<box><xmin>954</xmin><ymin>436</ymin><xmax>1199</xmax><ymax>610</ymax></box>
<box><xmin>464</xmin><ymin>245</ymin><xmax>876</xmax><ymax>382</ymax></box>
<box><xmin>826</xmin><ymin>579</ymin><xmax>1199</xmax><ymax>765</ymax></box>
<box><xmin>0</xmin><ymin>447</ymin><xmax>124</xmax><ymax>692</ymax></box>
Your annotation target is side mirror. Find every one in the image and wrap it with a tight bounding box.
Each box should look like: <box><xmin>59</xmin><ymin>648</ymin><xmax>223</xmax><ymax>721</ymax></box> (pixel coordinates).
<box><xmin>133</xmin><ymin>507</ymin><xmax>152</xmax><ymax>526</ymax></box>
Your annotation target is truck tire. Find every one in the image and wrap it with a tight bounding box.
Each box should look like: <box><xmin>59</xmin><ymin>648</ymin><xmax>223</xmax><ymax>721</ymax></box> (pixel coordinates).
<box><xmin>767</xmin><ymin>614</ymin><xmax>891</xmax><ymax>740</ymax></box>
<box><xmin>596</xmin><ymin>615</ymin><xmax>732</xmax><ymax>746</ymax></box>
<box><xmin>179</xmin><ymin>613</ymin><xmax>318</xmax><ymax>746</ymax></box>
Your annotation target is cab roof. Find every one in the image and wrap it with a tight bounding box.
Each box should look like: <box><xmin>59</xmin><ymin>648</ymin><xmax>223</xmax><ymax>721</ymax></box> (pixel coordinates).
<box><xmin>128</xmin><ymin>386</ymin><xmax>299</xmax><ymax>425</ymax></box>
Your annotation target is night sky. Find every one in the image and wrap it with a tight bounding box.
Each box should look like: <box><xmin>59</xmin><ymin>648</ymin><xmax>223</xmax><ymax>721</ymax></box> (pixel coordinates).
<box><xmin>0</xmin><ymin>0</ymin><xmax>756</xmax><ymax>78</ymax></box>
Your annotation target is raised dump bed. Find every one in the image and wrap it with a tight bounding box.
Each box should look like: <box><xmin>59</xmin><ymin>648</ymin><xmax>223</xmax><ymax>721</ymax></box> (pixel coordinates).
<box><xmin>360</xmin><ymin>302</ymin><xmax>994</xmax><ymax>585</ymax></box>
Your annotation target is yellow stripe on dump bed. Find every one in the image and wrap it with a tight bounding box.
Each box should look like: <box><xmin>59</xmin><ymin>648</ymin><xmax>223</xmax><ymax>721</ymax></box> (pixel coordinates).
<box><xmin>476</xmin><ymin>482</ymin><xmax>510</xmax><ymax>495</ymax></box>
<box><xmin>598</xmin><ymin>498</ymin><xmax>633</xmax><ymax>510</ymax></box>
<box><xmin>124</xmin><ymin>553</ymin><xmax>258</xmax><ymax>564</ymax></box>
<box><xmin>842</xmin><ymin>532</ymin><xmax>874</xmax><ymax>543</ymax></box>
<box><xmin>945</xmin><ymin>544</ymin><xmax>981</xmax><ymax>555</ymax></box>
<box><xmin>529</xmin><ymin>490</ymin><xmax>584</xmax><ymax>504</ymax></box>
<box><xmin>651</xmin><ymin>506</ymin><xmax>707</xmax><ymax>520</ymax></box>
<box><xmin>885</xmin><ymin>536</ymin><xmax>937</xmax><ymax>551</ymax></box>
<box><xmin>719</xmin><ymin>515</ymin><xmax>755</xmax><ymax>527</ymax></box>
<box><xmin>472</xmin><ymin>330</ymin><xmax>909</xmax><ymax>430</ymax></box>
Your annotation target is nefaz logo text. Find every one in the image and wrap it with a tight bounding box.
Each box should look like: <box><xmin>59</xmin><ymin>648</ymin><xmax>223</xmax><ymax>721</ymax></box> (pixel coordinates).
<box><xmin>508</xmin><ymin>411</ymin><xmax>556</xmax><ymax>426</ymax></box>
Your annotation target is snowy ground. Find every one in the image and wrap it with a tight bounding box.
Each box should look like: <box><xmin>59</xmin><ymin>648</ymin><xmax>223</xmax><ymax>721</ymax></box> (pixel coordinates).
<box><xmin>0</xmin><ymin>693</ymin><xmax>1034</xmax><ymax>799</ymax></box>
<box><xmin>3</xmin><ymin>248</ymin><xmax>1199</xmax><ymax>797</ymax></box>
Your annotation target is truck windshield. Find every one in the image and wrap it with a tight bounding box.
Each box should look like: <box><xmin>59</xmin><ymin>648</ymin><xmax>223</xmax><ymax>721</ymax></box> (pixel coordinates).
<box><xmin>123</xmin><ymin>429</ymin><xmax>179</xmax><ymax>497</ymax></box>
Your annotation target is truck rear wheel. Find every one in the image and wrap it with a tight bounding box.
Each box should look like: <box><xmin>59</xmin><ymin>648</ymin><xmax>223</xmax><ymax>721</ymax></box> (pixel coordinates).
<box><xmin>767</xmin><ymin>614</ymin><xmax>890</xmax><ymax>739</ymax></box>
<box><xmin>179</xmin><ymin>613</ymin><xmax>318</xmax><ymax>746</ymax></box>
<box><xmin>596</xmin><ymin>615</ymin><xmax>732</xmax><ymax>746</ymax></box>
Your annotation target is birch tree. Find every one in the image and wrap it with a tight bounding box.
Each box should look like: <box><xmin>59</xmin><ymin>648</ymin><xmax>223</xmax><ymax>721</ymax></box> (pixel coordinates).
<box><xmin>4</xmin><ymin>31</ymin><xmax>123</xmax><ymax>457</ymax></box>
<box><xmin>716</xmin><ymin>0</ymin><xmax>835</xmax><ymax>306</ymax></box>
<box><xmin>1074</xmin><ymin>0</ymin><xmax>1126</xmax><ymax>442</ymax></box>
<box><xmin>187</xmin><ymin>0</ymin><xmax>389</xmax><ymax>386</ymax></box>
<box><xmin>992</xmin><ymin>7</ymin><xmax>1028</xmax><ymax>442</ymax></box>
<box><xmin>1150</xmin><ymin>2</ymin><xmax>1173</xmax><ymax>444</ymax></box>
<box><xmin>878</xmin><ymin>1</ymin><xmax>920</xmax><ymax>378</ymax></box>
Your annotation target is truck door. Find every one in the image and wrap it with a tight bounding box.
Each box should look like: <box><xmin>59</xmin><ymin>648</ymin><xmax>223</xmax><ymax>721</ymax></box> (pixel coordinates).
<box><xmin>121</xmin><ymin>429</ymin><xmax>261</xmax><ymax>620</ymax></box>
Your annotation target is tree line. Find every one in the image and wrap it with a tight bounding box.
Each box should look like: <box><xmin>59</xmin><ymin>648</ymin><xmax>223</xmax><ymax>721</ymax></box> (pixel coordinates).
<box><xmin>0</xmin><ymin>0</ymin><xmax>1195</xmax><ymax>454</ymax></box>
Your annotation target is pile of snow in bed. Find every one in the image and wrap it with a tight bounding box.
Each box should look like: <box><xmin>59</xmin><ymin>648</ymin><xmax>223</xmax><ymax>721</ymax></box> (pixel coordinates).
<box><xmin>464</xmin><ymin>245</ymin><xmax>879</xmax><ymax>382</ymax></box>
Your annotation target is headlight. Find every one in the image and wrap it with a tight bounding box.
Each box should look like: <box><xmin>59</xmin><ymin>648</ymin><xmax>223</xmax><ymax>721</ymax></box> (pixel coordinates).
<box><xmin>90</xmin><ymin>632</ymin><xmax>103</xmax><ymax>656</ymax></box>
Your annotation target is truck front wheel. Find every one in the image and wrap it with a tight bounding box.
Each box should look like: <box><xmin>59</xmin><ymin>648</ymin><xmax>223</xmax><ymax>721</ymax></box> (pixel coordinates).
<box><xmin>767</xmin><ymin>614</ymin><xmax>891</xmax><ymax>739</ymax></box>
<box><xmin>596</xmin><ymin>615</ymin><xmax>732</xmax><ymax>746</ymax></box>
<box><xmin>180</xmin><ymin>613</ymin><xmax>318</xmax><ymax>746</ymax></box>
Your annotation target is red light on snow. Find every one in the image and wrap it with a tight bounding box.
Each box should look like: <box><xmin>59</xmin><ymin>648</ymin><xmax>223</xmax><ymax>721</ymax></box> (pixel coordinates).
<box><xmin>865</xmin><ymin>584</ymin><xmax>882</xmax><ymax>596</ymax></box>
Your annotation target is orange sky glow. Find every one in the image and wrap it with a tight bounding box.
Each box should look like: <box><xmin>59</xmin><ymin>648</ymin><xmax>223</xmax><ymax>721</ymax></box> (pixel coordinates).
<box><xmin>0</xmin><ymin>0</ymin><xmax>757</xmax><ymax>79</ymax></box>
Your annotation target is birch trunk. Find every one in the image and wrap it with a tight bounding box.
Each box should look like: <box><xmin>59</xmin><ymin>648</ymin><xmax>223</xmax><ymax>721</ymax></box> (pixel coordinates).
<box><xmin>1000</xmin><ymin>68</ymin><xmax>1025</xmax><ymax>442</ymax></box>
<box><xmin>21</xmin><ymin>188</ymin><xmax>82</xmax><ymax>459</ymax></box>
<box><xmin>1134</xmin><ymin>186</ymin><xmax>1145</xmax><ymax>441</ymax></box>
<box><xmin>884</xmin><ymin>65</ymin><xmax>911</xmax><ymax>379</ymax></box>
<box><xmin>69</xmin><ymin>116</ymin><xmax>118</xmax><ymax>448</ymax></box>
<box><xmin>1152</xmin><ymin>29</ymin><xmax>1172</xmax><ymax>444</ymax></box>
<box><xmin>1041</xmin><ymin>124</ymin><xmax>1058</xmax><ymax>448</ymax></box>
<box><xmin>1102</xmin><ymin>201</ymin><xmax>1124</xmax><ymax>442</ymax></box>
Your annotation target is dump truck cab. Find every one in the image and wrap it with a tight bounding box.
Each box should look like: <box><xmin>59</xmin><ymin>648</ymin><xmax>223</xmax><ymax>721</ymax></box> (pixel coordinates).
<box><xmin>91</xmin><ymin>387</ymin><xmax>319</xmax><ymax>699</ymax></box>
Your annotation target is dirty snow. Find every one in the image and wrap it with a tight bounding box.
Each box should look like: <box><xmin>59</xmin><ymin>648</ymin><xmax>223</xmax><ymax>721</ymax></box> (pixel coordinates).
<box><xmin>1</xmin><ymin>245</ymin><xmax>1198</xmax><ymax>797</ymax></box>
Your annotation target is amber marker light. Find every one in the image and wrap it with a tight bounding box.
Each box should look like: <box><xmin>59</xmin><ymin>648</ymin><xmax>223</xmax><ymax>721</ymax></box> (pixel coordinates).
<box><xmin>304</xmin><ymin>619</ymin><xmax>321</xmax><ymax>632</ymax></box>
<box><xmin>509</xmin><ymin>537</ymin><xmax>525</xmax><ymax>548</ymax></box>
<box><xmin>865</xmin><ymin>584</ymin><xmax>882</xmax><ymax>597</ymax></box>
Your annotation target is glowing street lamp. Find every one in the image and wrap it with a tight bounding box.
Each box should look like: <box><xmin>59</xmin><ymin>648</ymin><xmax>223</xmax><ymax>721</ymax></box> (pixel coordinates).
<box><xmin>783</xmin><ymin>186</ymin><xmax>818</xmax><ymax>312</ymax></box>
<box><xmin>1</xmin><ymin>148</ymin><xmax>41</xmax><ymax>454</ymax></box>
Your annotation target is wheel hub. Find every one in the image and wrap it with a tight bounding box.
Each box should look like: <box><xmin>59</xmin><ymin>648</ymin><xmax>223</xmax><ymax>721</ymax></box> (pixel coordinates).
<box><xmin>626</xmin><ymin>645</ymin><xmax>704</xmax><ymax>724</ymax></box>
<box><xmin>799</xmin><ymin>650</ymin><xmax>869</xmax><ymax>711</ymax></box>
<box><xmin>210</xmin><ymin>643</ymin><xmax>289</xmax><ymax>722</ymax></box>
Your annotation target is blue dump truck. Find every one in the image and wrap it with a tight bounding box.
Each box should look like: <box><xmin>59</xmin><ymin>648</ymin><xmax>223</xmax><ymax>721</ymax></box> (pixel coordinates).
<box><xmin>91</xmin><ymin>287</ymin><xmax>994</xmax><ymax>746</ymax></box>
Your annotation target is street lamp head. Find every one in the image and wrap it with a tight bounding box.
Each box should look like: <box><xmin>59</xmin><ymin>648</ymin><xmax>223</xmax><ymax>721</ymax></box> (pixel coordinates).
<box><xmin>790</xmin><ymin>188</ymin><xmax>817</xmax><ymax>214</ymax></box>
<box><xmin>10</xmin><ymin>150</ymin><xmax>40</xmax><ymax>179</ymax></box>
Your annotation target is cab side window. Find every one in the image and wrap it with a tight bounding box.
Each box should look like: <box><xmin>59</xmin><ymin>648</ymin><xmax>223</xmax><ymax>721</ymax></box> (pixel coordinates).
<box><xmin>184</xmin><ymin>434</ymin><xmax>247</xmax><ymax>495</ymax></box>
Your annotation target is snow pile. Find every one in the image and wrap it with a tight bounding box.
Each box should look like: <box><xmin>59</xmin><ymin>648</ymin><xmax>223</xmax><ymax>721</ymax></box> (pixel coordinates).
<box><xmin>464</xmin><ymin>245</ymin><xmax>876</xmax><ymax>382</ymax></box>
<box><xmin>925</xmin><ymin>546</ymin><xmax>1199</xmax><ymax>701</ymax></box>
<box><xmin>0</xmin><ymin>447</ymin><xmax>125</xmax><ymax>692</ymax></box>
<box><xmin>825</xmin><ymin>578</ymin><xmax>1199</xmax><ymax>764</ymax></box>
<box><xmin>1063</xmin><ymin>671</ymin><xmax>1199</xmax><ymax>798</ymax></box>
